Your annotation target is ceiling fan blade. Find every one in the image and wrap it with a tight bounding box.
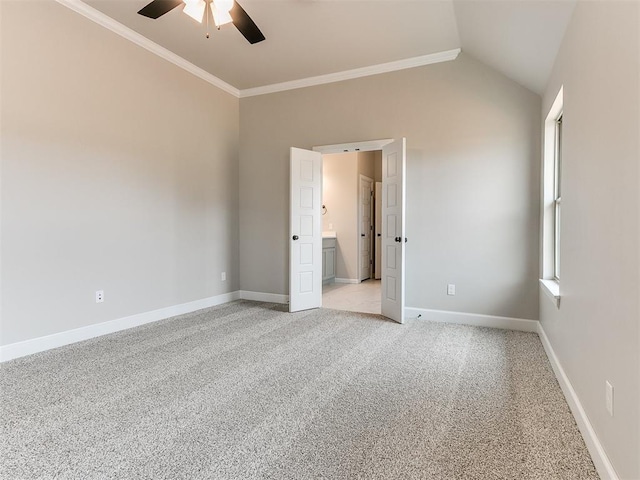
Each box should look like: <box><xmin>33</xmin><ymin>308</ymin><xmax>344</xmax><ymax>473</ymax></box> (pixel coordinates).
<box><xmin>230</xmin><ymin>2</ymin><xmax>265</xmax><ymax>44</ymax></box>
<box><xmin>138</xmin><ymin>0</ymin><xmax>183</xmax><ymax>19</ymax></box>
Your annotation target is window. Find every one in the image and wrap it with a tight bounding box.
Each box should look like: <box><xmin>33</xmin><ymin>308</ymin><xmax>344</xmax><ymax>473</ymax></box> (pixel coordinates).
<box><xmin>553</xmin><ymin>114</ymin><xmax>562</xmax><ymax>280</ymax></box>
<box><xmin>541</xmin><ymin>87</ymin><xmax>563</xmax><ymax>307</ymax></box>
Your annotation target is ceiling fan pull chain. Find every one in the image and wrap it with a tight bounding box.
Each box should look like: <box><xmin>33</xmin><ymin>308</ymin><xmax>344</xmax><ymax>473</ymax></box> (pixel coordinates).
<box><xmin>205</xmin><ymin>0</ymin><xmax>210</xmax><ymax>38</ymax></box>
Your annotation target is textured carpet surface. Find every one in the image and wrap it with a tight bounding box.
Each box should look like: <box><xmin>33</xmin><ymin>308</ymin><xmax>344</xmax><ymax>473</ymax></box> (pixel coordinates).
<box><xmin>1</xmin><ymin>301</ymin><xmax>598</xmax><ymax>479</ymax></box>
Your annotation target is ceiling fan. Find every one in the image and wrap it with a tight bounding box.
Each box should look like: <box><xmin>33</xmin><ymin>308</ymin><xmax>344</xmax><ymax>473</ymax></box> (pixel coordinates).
<box><xmin>137</xmin><ymin>0</ymin><xmax>265</xmax><ymax>44</ymax></box>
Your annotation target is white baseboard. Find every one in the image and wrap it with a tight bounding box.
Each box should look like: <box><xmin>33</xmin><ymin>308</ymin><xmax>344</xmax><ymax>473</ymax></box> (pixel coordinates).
<box><xmin>0</xmin><ymin>291</ymin><xmax>240</xmax><ymax>363</ymax></box>
<box><xmin>405</xmin><ymin>307</ymin><xmax>539</xmax><ymax>332</ymax></box>
<box><xmin>334</xmin><ymin>278</ymin><xmax>360</xmax><ymax>284</ymax></box>
<box><xmin>239</xmin><ymin>290</ymin><xmax>289</xmax><ymax>304</ymax></box>
<box><xmin>537</xmin><ymin>323</ymin><xmax>619</xmax><ymax>480</ymax></box>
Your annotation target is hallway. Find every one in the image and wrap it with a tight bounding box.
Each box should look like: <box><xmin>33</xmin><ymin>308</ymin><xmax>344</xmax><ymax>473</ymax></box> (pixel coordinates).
<box><xmin>322</xmin><ymin>280</ymin><xmax>381</xmax><ymax>315</ymax></box>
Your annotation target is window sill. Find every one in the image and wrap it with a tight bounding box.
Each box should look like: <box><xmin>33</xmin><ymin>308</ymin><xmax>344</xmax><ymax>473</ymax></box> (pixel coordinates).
<box><xmin>539</xmin><ymin>279</ymin><xmax>560</xmax><ymax>308</ymax></box>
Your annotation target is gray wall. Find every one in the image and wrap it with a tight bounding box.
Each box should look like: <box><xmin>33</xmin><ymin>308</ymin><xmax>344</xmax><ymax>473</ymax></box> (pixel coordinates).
<box><xmin>239</xmin><ymin>53</ymin><xmax>541</xmax><ymax>320</ymax></box>
<box><xmin>357</xmin><ymin>151</ymin><xmax>377</xmax><ymax>183</ymax></box>
<box><xmin>540</xmin><ymin>2</ymin><xmax>640</xmax><ymax>478</ymax></box>
<box><xmin>1</xmin><ymin>1</ymin><xmax>240</xmax><ymax>345</ymax></box>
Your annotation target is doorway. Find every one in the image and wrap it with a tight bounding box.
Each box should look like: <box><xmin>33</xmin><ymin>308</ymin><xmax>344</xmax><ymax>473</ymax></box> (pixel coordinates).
<box><xmin>322</xmin><ymin>280</ymin><xmax>381</xmax><ymax>314</ymax></box>
<box><xmin>320</xmin><ymin>150</ymin><xmax>382</xmax><ymax>314</ymax></box>
<box><xmin>289</xmin><ymin>138</ymin><xmax>406</xmax><ymax>323</ymax></box>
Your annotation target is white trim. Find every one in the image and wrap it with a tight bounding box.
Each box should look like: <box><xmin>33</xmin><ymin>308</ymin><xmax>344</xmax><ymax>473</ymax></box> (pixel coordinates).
<box><xmin>0</xmin><ymin>291</ymin><xmax>240</xmax><ymax>362</ymax></box>
<box><xmin>405</xmin><ymin>307</ymin><xmax>539</xmax><ymax>332</ymax></box>
<box><xmin>240</xmin><ymin>49</ymin><xmax>461</xmax><ymax>98</ymax></box>
<box><xmin>239</xmin><ymin>290</ymin><xmax>289</xmax><ymax>304</ymax></box>
<box><xmin>55</xmin><ymin>0</ymin><xmax>240</xmax><ymax>98</ymax></box>
<box><xmin>539</xmin><ymin>279</ymin><xmax>561</xmax><ymax>308</ymax></box>
<box><xmin>541</xmin><ymin>86</ymin><xmax>564</xmax><ymax>280</ymax></box>
<box><xmin>537</xmin><ymin>323</ymin><xmax>619</xmax><ymax>480</ymax></box>
<box><xmin>313</xmin><ymin>139</ymin><xmax>394</xmax><ymax>155</ymax></box>
<box><xmin>334</xmin><ymin>278</ymin><xmax>360</xmax><ymax>284</ymax></box>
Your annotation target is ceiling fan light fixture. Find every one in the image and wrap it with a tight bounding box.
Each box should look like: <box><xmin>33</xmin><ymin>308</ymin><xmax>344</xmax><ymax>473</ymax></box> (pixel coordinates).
<box><xmin>211</xmin><ymin>0</ymin><xmax>234</xmax><ymax>27</ymax></box>
<box><xmin>183</xmin><ymin>0</ymin><xmax>206</xmax><ymax>23</ymax></box>
<box><xmin>211</xmin><ymin>5</ymin><xmax>232</xmax><ymax>27</ymax></box>
<box><xmin>213</xmin><ymin>0</ymin><xmax>234</xmax><ymax>13</ymax></box>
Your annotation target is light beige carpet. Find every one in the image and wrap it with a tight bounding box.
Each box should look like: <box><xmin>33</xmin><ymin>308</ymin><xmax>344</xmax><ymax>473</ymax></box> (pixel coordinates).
<box><xmin>0</xmin><ymin>300</ymin><xmax>598</xmax><ymax>479</ymax></box>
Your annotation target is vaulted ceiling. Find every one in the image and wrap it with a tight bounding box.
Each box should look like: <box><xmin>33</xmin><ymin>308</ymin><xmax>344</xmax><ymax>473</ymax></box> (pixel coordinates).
<box><xmin>84</xmin><ymin>0</ymin><xmax>577</xmax><ymax>95</ymax></box>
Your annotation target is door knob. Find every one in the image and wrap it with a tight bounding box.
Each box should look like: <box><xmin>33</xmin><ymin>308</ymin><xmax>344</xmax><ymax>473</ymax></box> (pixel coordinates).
<box><xmin>395</xmin><ymin>237</ymin><xmax>401</xmax><ymax>243</ymax></box>
<box><xmin>292</xmin><ymin>235</ymin><xmax>299</xmax><ymax>240</ymax></box>
<box><xmin>377</xmin><ymin>233</ymin><xmax>381</xmax><ymax>237</ymax></box>
<box><xmin>361</xmin><ymin>234</ymin><xmax>365</xmax><ymax>237</ymax></box>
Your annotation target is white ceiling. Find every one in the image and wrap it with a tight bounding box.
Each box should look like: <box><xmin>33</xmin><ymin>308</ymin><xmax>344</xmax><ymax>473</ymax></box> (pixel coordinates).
<box><xmin>84</xmin><ymin>0</ymin><xmax>576</xmax><ymax>95</ymax></box>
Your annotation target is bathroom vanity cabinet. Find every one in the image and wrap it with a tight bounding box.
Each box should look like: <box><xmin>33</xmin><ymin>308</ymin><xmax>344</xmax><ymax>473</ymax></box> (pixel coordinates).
<box><xmin>322</xmin><ymin>237</ymin><xmax>336</xmax><ymax>284</ymax></box>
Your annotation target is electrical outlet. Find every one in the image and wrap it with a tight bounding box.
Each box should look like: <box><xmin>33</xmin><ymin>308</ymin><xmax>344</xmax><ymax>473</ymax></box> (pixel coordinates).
<box><xmin>447</xmin><ymin>284</ymin><xmax>456</xmax><ymax>296</ymax></box>
<box><xmin>605</xmin><ymin>381</ymin><xmax>614</xmax><ymax>416</ymax></box>
<box><xmin>221</xmin><ymin>272</ymin><xmax>226</xmax><ymax>281</ymax></box>
<box><xmin>95</xmin><ymin>290</ymin><xmax>104</xmax><ymax>303</ymax></box>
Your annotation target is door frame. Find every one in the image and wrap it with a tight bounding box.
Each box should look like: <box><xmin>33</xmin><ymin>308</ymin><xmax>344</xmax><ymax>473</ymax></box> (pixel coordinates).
<box><xmin>312</xmin><ymin>139</ymin><xmax>399</xmax><ymax>313</ymax></box>
<box><xmin>313</xmin><ymin>139</ymin><xmax>394</xmax><ymax>155</ymax></box>
<box><xmin>313</xmin><ymin>139</ymin><xmax>394</xmax><ymax>286</ymax></box>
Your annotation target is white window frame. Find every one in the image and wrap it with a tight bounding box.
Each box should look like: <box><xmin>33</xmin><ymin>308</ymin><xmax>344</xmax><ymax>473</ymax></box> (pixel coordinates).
<box><xmin>540</xmin><ymin>87</ymin><xmax>563</xmax><ymax>307</ymax></box>
<box><xmin>553</xmin><ymin>114</ymin><xmax>562</xmax><ymax>281</ymax></box>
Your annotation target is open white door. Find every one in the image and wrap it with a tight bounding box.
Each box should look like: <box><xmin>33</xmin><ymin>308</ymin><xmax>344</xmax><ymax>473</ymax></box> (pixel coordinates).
<box><xmin>359</xmin><ymin>175</ymin><xmax>374</xmax><ymax>281</ymax></box>
<box><xmin>289</xmin><ymin>147</ymin><xmax>323</xmax><ymax>312</ymax></box>
<box><xmin>374</xmin><ymin>182</ymin><xmax>382</xmax><ymax>280</ymax></box>
<box><xmin>381</xmin><ymin>138</ymin><xmax>406</xmax><ymax>323</ymax></box>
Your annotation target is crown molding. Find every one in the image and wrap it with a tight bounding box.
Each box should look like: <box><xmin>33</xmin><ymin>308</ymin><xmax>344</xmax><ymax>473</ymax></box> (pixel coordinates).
<box><xmin>55</xmin><ymin>0</ymin><xmax>460</xmax><ymax>100</ymax></box>
<box><xmin>55</xmin><ymin>0</ymin><xmax>240</xmax><ymax>98</ymax></box>
<box><xmin>239</xmin><ymin>48</ymin><xmax>462</xmax><ymax>98</ymax></box>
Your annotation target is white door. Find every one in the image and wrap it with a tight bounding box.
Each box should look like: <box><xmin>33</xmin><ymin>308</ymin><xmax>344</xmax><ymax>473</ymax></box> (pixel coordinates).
<box><xmin>381</xmin><ymin>138</ymin><xmax>406</xmax><ymax>323</ymax></box>
<box><xmin>375</xmin><ymin>182</ymin><xmax>382</xmax><ymax>280</ymax></box>
<box><xmin>359</xmin><ymin>175</ymin><xmax>374</xmax><ymax>281</ymax></box>
<box><xmin>289</xmin><ymin>147</ymin><xmax>323</xmax><ymax>312</ymax></box>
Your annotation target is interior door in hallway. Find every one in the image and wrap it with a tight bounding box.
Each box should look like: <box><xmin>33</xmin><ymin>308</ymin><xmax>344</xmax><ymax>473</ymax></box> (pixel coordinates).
<box><xmin>359</xmin><ymin>175</ymin><xmax>374</xmax><ymax>282</ymax></box>
<box><xmin>381</xmin><ymin>138</ymin><xmax>406</xmax><ymax>324</ymax></box>
<box><xmin>375</xmin><ymin>181</ymin><xmax>382</xmax><ymax>280</ymax></box>
<box><xmin>289</xmin><ymin>147</ymin><xmax>322</xmax><ymax>312</ymax></box>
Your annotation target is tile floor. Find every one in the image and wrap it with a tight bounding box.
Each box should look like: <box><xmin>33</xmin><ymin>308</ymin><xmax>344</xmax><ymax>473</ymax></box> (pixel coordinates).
<box><xmin>322</xmin><ymin>279</ymin><xmax>381</xmax><ymax>314</ymax></box>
